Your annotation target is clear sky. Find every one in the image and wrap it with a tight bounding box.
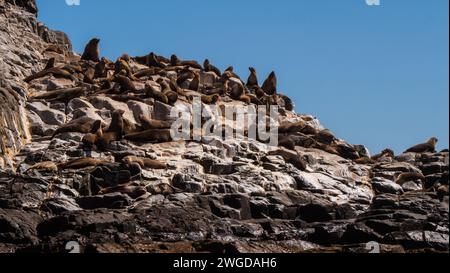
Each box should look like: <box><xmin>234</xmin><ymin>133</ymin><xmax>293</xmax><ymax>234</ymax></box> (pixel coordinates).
<box><xmin>36</xmin><ymin>0</ymin><xmax>449</xmax><ymax>154</ymax></box>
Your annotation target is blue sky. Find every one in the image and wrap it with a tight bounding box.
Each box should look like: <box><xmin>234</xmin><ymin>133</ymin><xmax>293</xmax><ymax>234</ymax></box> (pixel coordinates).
<box><xmin>36</xmin><ymin>0</ymin><xmax>449</xmax><ymax>154</ymax></box>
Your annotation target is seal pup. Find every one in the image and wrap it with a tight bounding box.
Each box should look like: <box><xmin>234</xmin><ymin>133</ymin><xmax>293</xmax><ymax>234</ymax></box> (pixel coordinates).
<box><xmin>404</xmin><ymin>137</ymin><xmax>438</xmax><ymax>154</ymax></box>
<box><xmin>81</xmin><ymin>38</ymin><xmax>100</xmax><ymax>62</ymax></box>
<box><xmin>201</xmin><ymin>94</ymin><xmax>220</xmax><ymax>105</ymax></box>
<box><xmin>261</xmin><ymin>71</ymin><xmax>277</xmax><ymax>95</ymax></box>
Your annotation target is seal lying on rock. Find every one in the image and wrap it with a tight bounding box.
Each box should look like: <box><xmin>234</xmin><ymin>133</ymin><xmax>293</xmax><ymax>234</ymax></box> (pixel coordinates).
<box><xmin>404</xmin><ymin>137</ymin><xmax>438</xmax><ymax>154</ymax></box>
<box><xmin>122</xmin><ymin>156</ymin><xmax>167</xmax><ymax>170</ymax></box>
<box><xmin>58</xmin><ymin>157</ymin><xmax>113</xmax><ymax>170</ymax></box>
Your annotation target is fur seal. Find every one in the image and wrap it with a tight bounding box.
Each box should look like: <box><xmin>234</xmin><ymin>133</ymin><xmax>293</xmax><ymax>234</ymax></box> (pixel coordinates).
<box><xmin>278</xmin><ymin>94</ymin><xmax>294</xmax><ymax>111</ymax></box>
<box><xmin>125</xmin><ymin>129</ymin><xmax>172</xmax><ymax>143</ymax></box>
<box><xmin>189</xmin><ymin>71</ymin><xmax>200</xmax><ymax>91</ymax></box>
<box><xmin>115</xmin><ymin>74</ymin><xmax>137</xmax><ymax>92</ymax></box>
<box><xmin>81</xmin><ymin>38</ymin><xmax>100</xmax><ymax>62</ymax></box>
<box><xmin>26</xmin><ymin>161</ymin><xmax>59</xmax><ymax>173</ymax></box>
<box><xmin>404</xmin><ymin>137</ymin><xmax>438</xmax><ymax>154</ymax></box>
<box><xmin>139</xmin><ymin>115</ymin><xmax>172</xmax><ymax>130</ymax></box>
<box><xmin>177</xmin><ymin>67</ymin><xmax>195</xmax><ymax>85</ymax></box>
<box><xmin>395</xmin><ymin>172</ymin><xmax>426</xmax><ymax>185</ymax></box>
<box><xmin>230</xmin><ymin>82</ymin><xmax>244</xmax><ymax>100</ymax></box>
<box><xmin>82</xmin><ymin>120</ymin><xmax>103</xmax><ymax>148</ymax></box>
<box><xmin>247</xmin><ymin>67</ymin><xmax>258</xmax><ymax>87</ymax></box>
<box><xmin>261</xmin><ymin>71</ymin><xmax>277</xmax><ymax>95</ymax></box>
<box><xmin>51</xmin><ymin>116</ymin><xmax>97</xmax><ymax>138</ymax></box>
<box><xmin>203</xmin><ymin>59</ymin><xmax>221</xmax><ymax>77</ymax></box>
<box><xmin>83</xmin><ymin>67</ymin><xmax>96</xmax><ymax>84</ymax></box>
<box><xmin>145</xmin><ymin>83</ymin><xmax>169</xmax><ymax>105</ymax></box>
<box><xmin>31</xmin><ymin>87</ymin><xmax>85</xmax><ymax>103</ymax></box>
<box><xmin>201</xmin><ymin>94</ymin><xmax>220</xmax><ymax>104</ymax></box>
<box><xmin>268</xmin><ymin>149</ymin><xmax>307</xmax><ymax>171</ymax></box>
<box><xmin>44</xmin><ymin>58</ymin><xmax>56</xmax><ymax>70</ymax></box>
<box><xmin>122</xmin><ymin>155</ymin><xmax>167</xmax><ymax>169</ymax></box>
<box><xmin>58</xmin><ymin>157</ymin><xmax>111</xmax><ymax>170</ymax></box>
<box><xmin>24</xmin><ymin>67</ymin><xmax>76</xmax><ymax>83</ymax></box>
<box><xmin>371</xmin><ymin>149</ymin><xmax>395</xmax><ymax>161</ymax></box>
<box><xmin>316</xmin><ymin>129</ymin><xmax>335</xmax><ymax>144</ymax></box>
<box><xmin>147</xmin><ymin>52</ymin><xmax>166</xmax><ymax>68</ymax></box>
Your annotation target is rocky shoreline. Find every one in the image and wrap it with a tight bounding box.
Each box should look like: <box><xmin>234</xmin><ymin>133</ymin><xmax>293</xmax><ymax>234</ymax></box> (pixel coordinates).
<box><xmin>0</xmin><ymin>0</ymin><xmax>448</xmax><ymax>253</ymax></box>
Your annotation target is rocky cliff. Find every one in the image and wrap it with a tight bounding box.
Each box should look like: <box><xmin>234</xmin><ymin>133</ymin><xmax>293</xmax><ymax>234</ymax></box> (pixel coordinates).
<box><xmin>0</xmin><ymin>1</ymin><xmax>448</xmax><ymax>253</ymax></box>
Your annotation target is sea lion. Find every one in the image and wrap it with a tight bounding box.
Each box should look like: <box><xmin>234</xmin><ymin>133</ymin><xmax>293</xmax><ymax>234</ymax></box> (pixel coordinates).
<box><xmin>201</xmin><ymin>94</ymin><xmax>220</xmax><ymax>104</ymax></box>
<box><xmin>354</xmin><ymin>157</ymin><xmax>376</xmax><ymax>165</ymax></box>
<box><xmin>147</xmin><ymin>52</ymin><xmax>166</xmax><ymax>68</ymax></box>
<box><xmin>58</xmin><ymin>157</ymin><xmax>111</xmax><ymax>170</ymax></box>
<box><xmin>82</xmin><ymin>120</ymin><xmax>103</xmax><ymax>148</ymax></box>
<box><xmin>203</xmin><ymin>59</ymin><xmax>221</xmax><ymax>77</ymax></box>
<box><xmin>261</xmin><ymin>71</ymin><xmax>277</xmax><ymax>95</ymax></box>
<box><xmin>278</xmin><ymin>94</ymin><xmax>294</xmax><ymax>111</ymax></box>
<box><xmin>268</xmin><ymin>149</ymin><xmax>307</xmax><ymax>171</ymax></box>
<box><xmin>224</xmin><ymin>66</ymin><xmax>241</xmax><ymax>79</ymax></box>
<box><xmin>170</xmin><ymin>55</ymin><xmax>202</xmax><ymax>69</ymax></box>
<box><xmin>278</xmin><ymin>137</ymin><xmax>296</xmax><ymax>150</ymax></box>
<box><xmin>371</xmin><ymin>149</ymin><xmax>395</xmax><ymax>161</ymax></box>
<box><xmin>24</xmin><ymin>67</ymin><xmax>76</xmax><ymax>83</ymax></box>
<box><xmin>94</xmin><ymin>58</ymin><xmax>108</xmax><ymax>78</ymax></box>
<box><xmin>44</xmin><ymin>58</ymin><xmax>56</xmax><ymax>70</ymax></box>
<box><xmin>83</xmin><ymin>67</ymin><xmax>96</xmax><ymax>84</ymax></box>
<box><xmin>395</xmin><ymin>172</ymin><xmax>426</xmax><ymax>185</ymax></box>
<box><xmin>404</xmin><ymin>137</ymin><xmax>438</xmax><ymax>154</ymax></box>
<box><xmin>335</xmin><ymin>143</ymin><xmax>360</xmax><ymax>160</ymax></box>
<box><xmin>133</xmin><ymin>68</ymin><xmax>160</xmax><ymax>79</ymax></box>
<box><xmin>115</xmin><ymin>74</ymin><xmax>137</xmax><ymax>92</ymax></box>
<box><xmin>51</xmin><ymin>116</ymin><xmax>97</xmax><ymax>138</ymax></box>
<box><xmin>122</xmin><ymin>155</ymin><xmax>167</xmax><ymax>169</ymax></box>
<box><xmin>177</xmin><ymin>67</ymin><xmax>195</xmax><ymax>85</ymax></box>
<box><xmin>189</xmin><ymin>71</ymin><xmax>200</xmax><ymax>91</ymax></box>
<box><xmin>278</xmin><ymin>121</ymin><xmax>309</xmax><ymax>134</ymax></box>
<box><xmin>125</xmin><ymin>129</ymin><xmax>172</xmax><ymax>143</ymax></box>
<box><xmin>316</xmin><ymin>129</ymin><xmax>335</xmax><ymax>144</ymax></box>
<box><xmin>31</xmin><ymin>87</ymin><xmax>85</xmax><ymax>103</ymax></box>
<box><xmin>239</xmin><ymin>94</ymin><xmax>251</xmax><ymax>104</ymax></box>
<box><xmin>247</xmin><ymin>67</ymin><xmax>258</xmax><ymax>87</ymax></box>
<box><xmin>139</xmin><ymin>115</ymin><xmax>172</xmax><ymax>130</ymax></box>
<box><xmin>99</xmin><ymin>184</ymin><xmax>147</xmax><ymax>199</ymax></box>
<box><xmin>230</xmin><ymin>82</ymin><xmax>244</xmax><ymax>100</ymax></box>
<box><xmin>145</xmin><ymin>83</ymin><xmax>169</xmax><ymax>104</ymax></box>
<box><xmin>81</xmin><ymin>38</ymin><xmax>100</xmax><ymax>62</ymax></box>
<box><xmin>106</xmin><ymin>110</ymin><xmax>125</xmax><ymax>137</ymax></box>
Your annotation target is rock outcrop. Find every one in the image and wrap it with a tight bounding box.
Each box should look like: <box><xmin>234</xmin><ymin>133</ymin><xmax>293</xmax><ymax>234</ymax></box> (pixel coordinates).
<box><xmin>0</xmin><ymin>1</ymin><xmax>448</xmax><ymax>253</ymax></box>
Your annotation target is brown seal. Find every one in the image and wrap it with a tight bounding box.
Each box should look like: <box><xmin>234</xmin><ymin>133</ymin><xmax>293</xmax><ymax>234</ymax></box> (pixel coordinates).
<box><xmin>247</xmin><ymin>67</ymin><xmax>259</xmax><ymax>87</ymax></box>
<box><xmin>58</xmin><ymin>157</ymin><xmax>111</xmax><ymax>170</ymax></box>
<box><xmin>395</xmin><ymin>172</ymin><xmax>426</xmax><ymax>185</ymax></box>
<box><xmin>26</xmin><ymin>161</ymin><xmax>59</xmax><ymax>173</ymax></box>
<box><xmin>81</xmin><ymin>38</ymin><xmax>100</xmax><ymax>62</ymax></box>
<box><xmin>125</xmin><ymin>129</ymin><xmax>172</xmax><ymax>143</ymax></box>
<box><xmin>24</xmin><ymin>67</ymin><xmax>76</xmax><ymax>83</ymax></box>
<box><xmin>99</xmin><ymin>184</ymin><xmax>147</xmax><ymax>199</ymax></box>
<box><xmin>82</xmin><ymin>120</ymin><xmax>103</xmax><ymax>148</ymax></box>
<box><xmin>139</xmin><ymin>115</ymin><xmax>172</xmax><ymax>130</ymax></box>
<box><xmin>268</xmin><ymin>149</ymin><xmax>307</xmax><ymax>171</ymax></box>
<box><xmin>170</xmin><ymin>54</ymin><xmax>203</xmax><ymax>69</ymax></box>
<box><xmin>371</xmin><ymin>149</ymin><xmax>395</xmax><ymax>161</ymax></box>
<box><xmin>404</xmin><ymin>137</ymin><xmax>438</xmax><ymax>154</ymax></box>
<box><xmin>203</xmin><ymin>59</ymin><xmax>221</xmax><ymax>77</ymax></box>
<box><xmin>31</xmin><ymin>87</ymin><xmax>85</xmax><ymax>103</ymax></box>
<box><xmin>115</xmin><ymin>74</ymin><xmax>137</xmax><ymax>92</ymax></box>
<box><xmin>188</xmin><ymin>71</ymin><xmax>200</xmax><ymax>91</ymax></box>
<box><xmin>261</xmin><ymin>71</ymin><xmax>277</xmax><ymax>95</ymax></box>
<box><xmin>278</xmin><ymin>94</ymin><xmax>294</xmax><ymax>111</ymax></box>
<box><xmin>201</xmin><ymin>94</ymin><xmax>220</xmax><ymax>104</ymax></box>
<box><xmin>44</xmin><ymin>58</ymin><xmax>56</xmax><ymax>70</ymax></box>
<box><xmin>51</xmin><ymin>116</ymin><xmax>97</xmax><ymax>138</ymax></box>
<box><xmin>122</xmin><ymin>155</ymin><xmax>167</xmax><ymax>169</ymax></box>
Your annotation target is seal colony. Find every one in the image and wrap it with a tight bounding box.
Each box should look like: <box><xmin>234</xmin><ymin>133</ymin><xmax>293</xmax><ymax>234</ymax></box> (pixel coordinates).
<box><xmin>23</xmin><ymin>38</ymin><xmax>444</xmax><ymax>197</ymax></box>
